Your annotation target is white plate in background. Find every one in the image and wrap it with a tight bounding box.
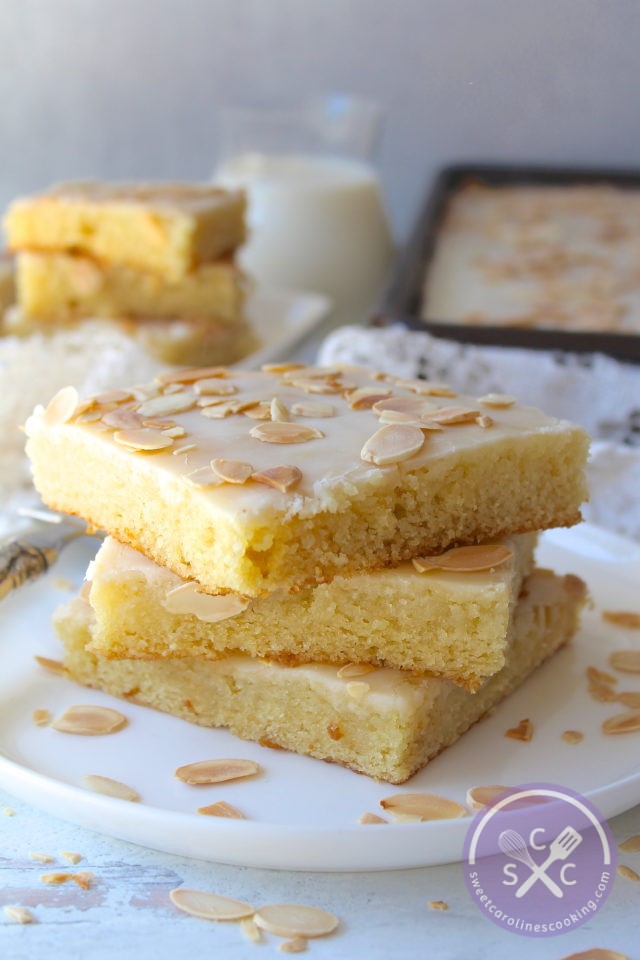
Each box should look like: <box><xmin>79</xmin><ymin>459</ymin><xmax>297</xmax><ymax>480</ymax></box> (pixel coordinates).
<box><xmin>0</xmin><ymin>523</ymin><xmax>638</xmax><ymax>871</ymax></box>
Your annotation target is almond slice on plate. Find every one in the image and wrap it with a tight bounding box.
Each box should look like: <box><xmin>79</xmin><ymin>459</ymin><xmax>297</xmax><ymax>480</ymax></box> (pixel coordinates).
<box><xmin>82</xmin><ymin>775</ymin><xmax>140</xmax><ymax>802</ymax></box>
<box><xmin>609</xmin><ymin>650</ymin><xmax>640</xmax><ymax>673</ymax></box>
<box><xmin>170</xmin><ymin>888</ymin><xmax>254</xmax><ymax>921</ymax></box>
<box><xmin>175</xmin><ymin>758</ymin><xmax>261</xmax><ymax>785</ymax></box>
<box><xmin>52</xmin><ymin>705</ymin><xmax>127</xmax><ymax>736</ymax></box>
<box><xmin>197</xmin><ymin>801</ymin><xmax>245</xmax><ymax>819</ymax></box>
<box><xmin>379</xmin><ymin>792</ymin><xmax>468</xmax><ymax>821</ymax></box>
<box><xmin>465</xmin><ymin>785</ymin><xmax>512</xmax><ymax>810</ymax></box>
<box><xmin>505</xmin><ymin>718</ymin><xmax>534</xmax><ymax>742</ymax></box>
<box><xmin>602</xmin><ymin>611</ymin><xmax>640</xmax><ymax>629</ymax></box>
<box><xmin>602</xmin><ymin>710</ymin><xmax>640</xmax><ymax>735</ymax></box>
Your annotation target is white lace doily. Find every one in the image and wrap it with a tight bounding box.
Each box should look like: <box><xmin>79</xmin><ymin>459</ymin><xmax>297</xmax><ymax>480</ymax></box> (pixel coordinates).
<box><xmin>319</xmin><ymin>324</ymin><xmax>640</xmax><ymax>540</ymax></box>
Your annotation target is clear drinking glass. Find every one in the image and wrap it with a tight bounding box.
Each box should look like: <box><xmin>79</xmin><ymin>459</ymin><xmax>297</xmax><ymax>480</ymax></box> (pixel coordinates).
<box><xmin>213</xmin><ymin>96</ymin><xmax>394</xmax><ymax>324</ymax></box>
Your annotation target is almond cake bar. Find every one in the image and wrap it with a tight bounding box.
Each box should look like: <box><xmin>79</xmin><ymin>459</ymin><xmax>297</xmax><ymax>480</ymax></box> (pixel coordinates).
<box><xmin>25</xmin><ymin>364</ymin><xmax>589</xmax><ymax>597</ymax></box>
<box><xmin>86</xmin><ymin>533</ymin><xmax>536</xmax><ymax>689</ymax></box>
<box><xmin>55</xmin><ymin>570</ymin><xmax>585</xmax><ymax>784</ymax></box>
<box><xmin>16</xmin><ymin>252</ymin><xmax>246</xmax><ymax>323</ymax></box>
<box><xmin>5</xmin><ymin>181</ymin><xmax>247</xmax><ymax>280</ymax></box>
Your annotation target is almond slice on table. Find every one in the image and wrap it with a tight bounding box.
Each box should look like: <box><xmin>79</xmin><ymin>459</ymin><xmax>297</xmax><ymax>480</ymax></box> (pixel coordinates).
<box><xmin>250</xmin><ymin>422</ymin><xmax>324</xmax><ymax>444</ymax></box>
<box><xmin>361</xmin><ymin>424</ymin><xmax>425</xmax><ymax>466</ymax></box>
<box><xmin>617</xmin><ymin>864</ymin><xmax>640</xmax><ymax>882</ymax></box>
<box><xmin>254</xmin><ymin>903</ymin><xmax>339</xmax><ymax>939</ymax></box>
<box><xmin>412</xmin><ymin>543</ymin><xmax>513</xmax><ymax>574</ymax></box>
<box><xmin>252</xmin><ymin>465</ymin><xmax>302</xmax><ymax>493</ymax></box>
<box><xmin>83</xmin><ymin>775</ymin><xmax>140</xmax><ymax>802</ymax></box>
<box><xmin>175</xmin><ymin>758</ymin><xmax>261</xmax><ymax>785</ymax></box>
<box><xmin>163</xmin><ymin>583</ymin><xmax>249</xmax><ymax>622</ymax></box>
<box><xmin>170</xmin><ymin>888</ymin><xmax>254</xmax><ymax>921</ymax></box>
<box><xmin>211</xmin><ymin>458</ymin><xmax>253</xmax><ymax>484</ymax></box>
<box><xmin>619</xmin><ymin>834</ymin><xmax>640</xmax><ymax>852</ymax></box>
<box><xmin>379</xmin><ymin>792</ymin><xmax>468</xmax><ymax>821</ymax></box>
<box><xmin>609</xmin><ymin>650</ymin><xmax>640</xmax><ymax>673</ymax></box>
<box><xmin>428</xmin><ymin>900</ymin><xmax>449</xmax><ymax>911</ymax></box>
<box><xmin>197</xmin><ymin>801</ymin><xmax>246</xmax><ymax>819</ymax></box>
<box><xmin>558</xmin><ymin>951</ymin><xmax>630</xmax><ymax>960</ymax></box>
<box><xmin>562</xmin><ymin>730</ymin><xmax>584</xmax><ymax>744</ymax></box>
<box><xmin>602</xmin><ymin>710</ymin><xmax>640</xmax><ymax>735</ymax></box>
<box><xmin>3</xmin><ymin>906</ymin><xmax>33</xmax><ymax>924</ymax></box>
<box><xmin>52</xmin><ymin>705</ymin><xmax>127</xmax><ymax>735</ymax></box>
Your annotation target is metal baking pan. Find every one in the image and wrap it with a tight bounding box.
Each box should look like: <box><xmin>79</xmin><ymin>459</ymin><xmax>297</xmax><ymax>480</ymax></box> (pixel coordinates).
<box><xmin>376</xmin><ymin>163</ymin><xmax>640</xmax><ymax>363</ymax></box>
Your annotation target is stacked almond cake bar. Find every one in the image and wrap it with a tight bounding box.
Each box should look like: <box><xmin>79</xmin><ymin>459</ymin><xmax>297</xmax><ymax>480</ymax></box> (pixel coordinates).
<box><xmin>26</xmin><ymin>363</ymin><xmax>590</xmax><ymax>783</ymax></box>
<box><xmin>4</xmin><ymin>182</ymin><xmax>255</xmax><ymax>366</ymax></box>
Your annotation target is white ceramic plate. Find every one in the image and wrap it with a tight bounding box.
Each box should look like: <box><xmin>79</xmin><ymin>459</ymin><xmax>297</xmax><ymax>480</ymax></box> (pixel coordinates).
<box><xmin>242</xmin><ymin>286</ymin><xmax>332</xmax><ymax>368</ymax></box>
<box><xmin>0</xmin><ymin>523</ymin><xmax>638</xmax><ymax>872</ymax></box>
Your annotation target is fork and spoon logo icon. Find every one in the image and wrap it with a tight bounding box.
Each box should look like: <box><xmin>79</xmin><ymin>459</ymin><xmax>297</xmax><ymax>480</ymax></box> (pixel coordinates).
<box><xmin>498</xmin><ymin>826</ymin><xmax>583</xmax><ymax>898</ymax></box>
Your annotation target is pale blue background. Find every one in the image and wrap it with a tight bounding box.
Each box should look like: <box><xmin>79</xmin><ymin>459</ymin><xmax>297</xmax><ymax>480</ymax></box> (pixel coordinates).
<box><xmin>1</xmin><ymin>0</ymin><xmax>639</xmax><ymax>238</ymax></box>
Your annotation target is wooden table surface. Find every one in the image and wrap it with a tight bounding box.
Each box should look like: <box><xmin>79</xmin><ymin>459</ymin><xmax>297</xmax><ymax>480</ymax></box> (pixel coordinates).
<box><xmin>1</xmin><ymin>785</ymin><xmax>638</xmax><ymax>960</ymax></box>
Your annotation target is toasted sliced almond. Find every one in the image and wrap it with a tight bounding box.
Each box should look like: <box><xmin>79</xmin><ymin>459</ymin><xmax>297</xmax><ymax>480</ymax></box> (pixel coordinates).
<box><xmin>83</xmin><ymin>775</ymin><xmax>139</xmax><ymax>802</ymax></box>
<box><xmin>562</xmin><ymin>730</ymin><xmax>584</xmax><ymax>744</ymax></box>
<box><xmin>93</xmin><ymin>389</ymin><xmax>133</xmax><ymax>404</ymax></box>
<box><xmin>175</xmin><ymin>758</ymin><xmax>261</xmax><ymax>785</ymax></box>
<box><xmin>76</xmin><ymin>409</ymin><xmax>104</xmax><ymax>423</ymax></box>
<box><xmin>52</xmin><ymin>705</ymin><xmax>127</xmax><ymax>736</ymax></box>
<box><xmin>587</xmin><ymin>666</ymin><xmax>618</xmax><ymax>702</ymax></box>
<box><xmin>337</xmin><ymin>663</ymin><xmax>378</xmax><ymax>679</ymax></box>
<box><xmin>39</xmin><ymin>872</ymin><xmax>70</xmax><ymax>885</ymax></box>
<box><xmin>60</xmin><ymin>852</ymin><xmax>83</xmax><ymax>864</ymax></box>
<box><xmin>618</xmin><ymin>864</ymin><xmax>640</xmax><ymax>882</ymax></box>
<box><xmin>347</xmin><ymin>386</ymin><xmax>393</xmax><ymax>409</ymax></box>
<box><xmin>466</xmin><ymin>785</ymin><xmax>512</xmax><ymax>810</ymax></box>
<box><xmin>290</xmin><ymin>401</ymin><xmax>335</xmax><ymax>418</ymax></box>
<box><xmin>114</xmin><ymin>428</ymin><xmax>174</xmax><ymax>451</ymax></box>
<box><xmin>428</xmin><ymin>900</ymin><xmax>449</xmax><ymax>911</ymax></box>
<box><xmin>193</xmin><ymin>379</ymin><xmax>237</xmax><ymax>396</ymax></box>
<box><xmin>609</xmin><ymin>650</ymin><xmax>640</xmax><ymax>672</ymax></box>
<box><xmin>32</xmin><ymin>709</ymin><xmax>51</xmax><ymax>727</ymax></box>
<box><xmin>279</xmin><ymin>940</ymin><xmax>308</xmax><ymax>954</ymax></box>
<box><xmin>254</xmin><ymin>904</ymin><xmax>339</xmax><ymax>939</ymax></box>
<box><xmin>241</xmin><ymin>917</ymin><xmax>262</xmax><ymax>942</ymax></box>
<box><xmin>603</xmin><ymin>610</ymin><xmax>640</xmax><ymax>629</ymax></box>
<box><xmin>183</xmin><ymin>466</ymin><xmax>221</xmax><ymax>487</ymax></box>
<box><xmin>252</xmin><ymin>465</ymin><xmax>302</xmax><ymax>493</ymax></box>
<box><xmin>476</xmin><ymin>414</ymin><xmax>494</xmax><ymax>428</ymax></box>
<box><xmin>290</xmin><ymin>378</ymin><xmax>343</xmax><ymax>394</ymax></box>
<box><xmin>282</xmin><ymin>365</ymin><xmax>342</xmax><ymax>382</ymax></box>
<box><xmin>211</xmin><ymin>458</ymin><xmax>253</xmax><ymax>484</ymax></box>
<box><xmin>250</xmin><ymin>422</ymin><xmax>324</xmax><ymax>444</ymax></box>
<box><xmin>397</xmin><ymin>379</ymin><xmax>457</xmax><ymax>397</ymax></box>
<box><xmin>137</xmin><ymin>392</ymin><xmax>196</xmax><ymax>417</ymax></box>
<box><xmin>422</xmin><ymin>406</ymin><xmax>480</xmax><ymax>425</ymax></box>
<box><xmin>372</xmin><ymin>395</ymin><xmax>435</xmax><ymax>418</ymax></box>
<box><xmin>618</xmin><ymin>691</ymin><xmax>640</xmax><ymax>708</ymax></box>
<box><xmin>197</xmin><ymin>801</ymin><xmax>245</xmax><ymax>819</ymax></box>
<box><xmin>380</xmin><ymin>793</ymin><xmax>468</xmax><ymax>821</ymax></box>
<box><xmin>358</xmin><ymin>812</ymin><xmax>387</xmax><ymax>824</ymax></box>
<box><xmin>102</xmin><ymin>409</ymin><xmax>144</xmax><ymax>430</ymax></box>
<box><xmin>602</xmin><ymin>710</ymin><xmax>640</xmax><ymax>734</ymax></box>
<box><xmin>478</xmin><ymin>393</ymin><xmax>516</xmax><ymax>408</ymax></box>
<box><xmin>270</xmin><ymin>397</ymin><xmax>290</xmax><ymax>422</ymax></box>
<box><xmin>619</xmin><ymin>834</ymin><xmax>640</xmax><ymax>852</ymax></box>
<box><xmin>162</xmin><ymin>426</ymin><xmax>186</xmax><ymax>439</ymax></box>
<box><xmin>558</xmin><ymin>951</ymin><xmax>630</xmax><ymax>960</ymax></box>
<box><xmin>262</xmin><ymin>362</ymin><xmax>305</xmax><ymax>374</ymax></box>
<box><xmin>170</xmin><ymin>888</ymin><xmax>254</xmax><ymax>921</ymax></box>
<box><xmin>3</xmin><ymin>906</ymin><xmax>33</xmax><ymax>924</ymax></box>
<box><xmin>42</xmin><ymin>386</ymin><xmax>79</xmax><ymax>426</ymax></box>
<box><xmin>505</xmin><ymin>718</ymin><xmax>534</xmax><ymax>742</ymax></box>
<box><xmin>361</xmin><ymin>424</ymin><xmax>424</xmax><ymax>466</ymax></box>
<box><xmin>244</xmin><ymin>402</ymin><xmax>272</xmax><ymax>420</ymax></box>
<box><xmin>201</xmin><ymin>400</ymin><xmax>256</xmax><ymax>418</ymax></box>
<box><xmin>163</xmin><ymin>583</ymin><xmax>249</xmax><ymax>622</ymax></box>
<box><xmin>156</xmin><ymin>366</ymin><xmax>228</xmax><ymax>385</ymax></box>
<box><xmin>173</xmin><ymin>443</ymin><xmax>198</xmax><ymax>456</ymax></box>
<box><xmin>72</xmin><ymin>871</ymin><xmax>93</xmax><ymax>890</ymax></box>
<box><xmin>588</xmin><ymin>666</ymin><xmax>618</xmax><ymax>684</ymax></box>
<box><xmin>413</xmin><ymin>543</ymin><xmax>513</xmax><ymax>574</ymax></box>
<box><xmin>29</xmin><ymin>852</ymin><xmax>53</xmax><ymax>863</ymax></box>
<box><xmin>3</xmin><ymin>807</ymin><xmax>15</xmax><ymax>816</ymax></box>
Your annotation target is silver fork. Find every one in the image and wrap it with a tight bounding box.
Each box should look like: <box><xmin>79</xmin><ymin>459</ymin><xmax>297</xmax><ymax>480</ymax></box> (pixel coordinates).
<box><xmin>515</xmin><ymin>826</ymin><xmax>582</xmax><ymax>899</ymax></box>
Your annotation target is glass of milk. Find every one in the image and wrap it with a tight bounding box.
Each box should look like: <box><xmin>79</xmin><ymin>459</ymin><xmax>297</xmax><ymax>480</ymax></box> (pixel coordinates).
<box><xmin>214</xmin><ymin>96</ymin><xmax>394</xmax><ymax>324</ymax></box>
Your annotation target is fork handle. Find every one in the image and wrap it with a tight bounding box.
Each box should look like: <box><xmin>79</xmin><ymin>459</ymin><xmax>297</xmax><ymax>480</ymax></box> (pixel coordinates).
<box><xmin>0</xmin><ymin>540</ymin><xmax>58</xmax><ymax>602</ymax></box>
<box><xmin>515</xmin><ymin>852</ymin><xmax>563</xmax><ymax>898</ymax></box>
